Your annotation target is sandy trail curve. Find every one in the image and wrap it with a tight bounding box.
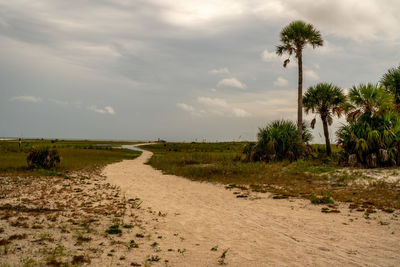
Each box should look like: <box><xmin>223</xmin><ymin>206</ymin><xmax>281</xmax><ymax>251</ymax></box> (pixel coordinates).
<box><xmin>104</xmin><ymin>146</ymin><xmax>400</xmax><ymax>266</ymax></box>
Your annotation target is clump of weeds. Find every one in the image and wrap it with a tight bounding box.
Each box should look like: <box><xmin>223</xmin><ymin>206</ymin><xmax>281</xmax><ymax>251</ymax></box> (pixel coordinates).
<box><xmin>106</xmin><ymin>225</ymin><xmax>122</xmax><ymax>235</ymax></box>
<box><xmin>218</xmin><ymin>249</ymin><xmax>229</xmax><ymax>265</ymax></box>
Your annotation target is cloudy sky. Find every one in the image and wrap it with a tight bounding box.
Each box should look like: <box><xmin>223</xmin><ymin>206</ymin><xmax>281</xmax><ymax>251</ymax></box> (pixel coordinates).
<box><xmin>1</xmin><ymin>0</ymin><xmax>399</xmax><ymax>142</ymax></box>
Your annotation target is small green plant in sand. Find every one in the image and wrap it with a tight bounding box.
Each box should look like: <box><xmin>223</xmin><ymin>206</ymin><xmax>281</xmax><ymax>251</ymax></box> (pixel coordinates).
<box><xmin>144</xmin><ymin>255</ymin><xmax>161</xmax><ymax>266</ymax></box>
<box><xmin>218</xmin><ymin>249</ymin><xmax>229</xmax><ymax>265</ymax></box>
<box><xmin>128</xmin><ymin>240</ymin><xmax>139</xmax><ymax>249</ymax></box>
<box><xmin>310</xmin><ymin>193</ymin><xmax>334</xmax><ymax>204</ymax></box>
<box><xmin>106</xmin><ymin>225</ymin><xmax>122</xmax><ymax>235</ymax></box>
<box><xmin>177</xmin><ymin>248</ymin><xmax>186</xmax><ymax>255</ymax></box>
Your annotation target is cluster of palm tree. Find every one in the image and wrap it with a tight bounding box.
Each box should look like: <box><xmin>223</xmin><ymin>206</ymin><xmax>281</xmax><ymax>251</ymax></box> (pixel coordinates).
<box><xmin>336</xmin><ymin>83</ymin><xmax>400</xmax><ymax>167</ymax></box>
<box><xmin>303</xmin><ymin>81</ymin><xmax>400</xmax><ymax>167</ymax></box>
<box><xmin>269</xmin><ymin>20</ymin><xmax>400</xmax><ymax>167</ymax></box>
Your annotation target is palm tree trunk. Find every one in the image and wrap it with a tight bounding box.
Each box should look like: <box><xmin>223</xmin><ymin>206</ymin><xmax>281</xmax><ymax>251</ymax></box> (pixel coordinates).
<box><xmin>297</xmin><ymin>50</ymin><xmax>303</xmax><ymax>141</ymax></box>
<box><xmin>321</xmin><ymin>116</ymin><xmax>331</xmax><ymax>156</ymax></box>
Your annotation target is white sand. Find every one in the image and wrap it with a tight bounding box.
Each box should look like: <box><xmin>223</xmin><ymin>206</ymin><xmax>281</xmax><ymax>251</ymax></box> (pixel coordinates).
<box><xmin>103</xmin><ymin>148</ymin><xmax>400</xmax><ymax>266</ymax></box>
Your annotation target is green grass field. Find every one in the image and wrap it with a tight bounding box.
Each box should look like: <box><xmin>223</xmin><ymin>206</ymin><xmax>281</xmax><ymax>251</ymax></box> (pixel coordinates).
<box><xmin>0</xmin><ymin>139</ymin><xmax>141</xmax><ymax>175</ymax></box>
<box><xmin>143</xmin><ymin>142</ymin><xmax>400</xmax><ymax>210</ymax></box>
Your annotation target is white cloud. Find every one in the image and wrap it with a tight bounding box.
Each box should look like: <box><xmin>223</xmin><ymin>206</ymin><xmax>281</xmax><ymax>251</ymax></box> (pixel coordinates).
<box><xmin>104</xmin><ymin>106</ymin><xmax>116</xmax><ymax>115</ymax></box>
<box><xmin>177</xmin><ymin>103</ymin><xmax>195</xmax><ymax>112</ymax></box>
<box><xmin>9</xmin><ymin>96</ymin><xmax>42</xmax><ymax>103</ymax></box>
<box><xmin>304</xmin><ymin>69</ymin><xmax>320</xmax><ymax>81</ymax></box>
<box><xmin>197</xmin><ymin>97</ymin><xmax>229</xmax><ymax>107</ymax></box>
<box><xmin>209</xmin><ymin>68</ymin><xmax>230</xmax><ymax>75</ymax></box>
<box><xmin>88</xmin><ymin>105</ymin><xmax>116</xmax><ymax>115</ymax></box>
<box><xmin>262</xmin><ymin>49</ymin><xmax>297</xmax><ymax>68</ymax></box>
<box><xmin>261</xmin><ymin>49</ymin><xmax>278</xmax><ymax>62</ymax></box>
<box><xmin>217</xmin><ymin>77</ymin><xmax>247</xmax><ymax>89</ymax></box>
<box><xmin>232</xmin><ymin>107</ymin><xmax>251</xmax><ymax>118</ymax></box>
<box><xmin>273</xmin><ymin>76</ymin><xmax>289</xmax><ymax>87</ymax></box>
<box><xmin>197</xmin><ymin>96</ymin><xmax>251</xmax><ymax>118</ymax></box>
<box><xmin>178</xmin><ymin>96</ymin><xmax>251</xmax><ymax>118</ymax></box>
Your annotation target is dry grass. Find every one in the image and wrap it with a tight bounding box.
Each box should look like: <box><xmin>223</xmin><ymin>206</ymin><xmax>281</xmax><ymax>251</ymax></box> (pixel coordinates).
<box><xmin>0</xmin><ymin>139</ymin><xmax>141</xmax><ymax>175</ymax></box>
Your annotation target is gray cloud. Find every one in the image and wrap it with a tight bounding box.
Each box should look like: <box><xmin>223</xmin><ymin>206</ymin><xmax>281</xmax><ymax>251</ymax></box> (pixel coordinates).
<box><xmin>88</xmin><ymin>105</ymin><xmax>116</xmax><ymax>115</ymax></box>
<box><xmin>9</xmin><ymin>96</ymin><xmax>42</xmax><ymax>103</ymax></box>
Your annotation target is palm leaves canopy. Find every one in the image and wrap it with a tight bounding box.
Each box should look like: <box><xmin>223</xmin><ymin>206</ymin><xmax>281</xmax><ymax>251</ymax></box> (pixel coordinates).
<box><xmin>347</xmin><ymin>83</ymin><xmax>393</xmax><ymax>121</ymax></box>
<box><xmin>303</xmin><ymin>83</ymin><xmax>346</xmax><ymax>155</ymax></box>
<box><xmin>276</xmin><ymin>20</ymin><xmax>323</xmax><ymax>66</ymax></box>
<box><xmin>303</xmin><ymin>83</ymin><xmax>346</xmax><ymax>126</ymax></box>
<box><xmin>380</xmin><ymin>65</ymin><xmax>400</xmax><ymax>105</ymax></box>
<box><xmin>276</xmin><ymin>20</ymin><xmax>323</xmax><ymax>142</ymax></box>
<box><xmin>256</xmin><ymin>120</ymin><xmax>312</xmax><ymax>161</ymax></box>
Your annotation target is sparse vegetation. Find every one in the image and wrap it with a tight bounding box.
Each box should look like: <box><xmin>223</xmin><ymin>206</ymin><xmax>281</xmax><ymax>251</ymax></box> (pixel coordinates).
<box><xmin>0</xmin><ymin>139</ymin><xmax>163</xmax><ymax>265</ymax></box>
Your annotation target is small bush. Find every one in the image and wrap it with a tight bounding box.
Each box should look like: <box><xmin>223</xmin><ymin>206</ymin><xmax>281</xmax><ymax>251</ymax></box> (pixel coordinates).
<box><xmin>310</xmin><ymin>193</ymin><xmax>334</xmax><ymax>204</ymax></box>
<box><xmin>26</xmin><ymin>146</ymin><xmax>60</xmax><ymax>169</ymax></box>
<box><xmin>105</xmin><ymin>225</ymin><xmax>122</xmax><ymax>234</ymax></box>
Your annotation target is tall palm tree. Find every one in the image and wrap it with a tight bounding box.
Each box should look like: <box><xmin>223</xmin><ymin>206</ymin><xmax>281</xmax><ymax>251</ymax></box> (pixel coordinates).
<box><xmin>303</xmin><ymin>83</ymin><xmax>346</xmax><ymax>156</ymax></box>
<box><xmin>381</xmin><ymin>65</ymin><xmax>400</xmax><ymax>109</ymax></box>
<box><xmin>276</xmin><ymin>20</ymin><xmax>323</xmax><ymax>141</ymax></box>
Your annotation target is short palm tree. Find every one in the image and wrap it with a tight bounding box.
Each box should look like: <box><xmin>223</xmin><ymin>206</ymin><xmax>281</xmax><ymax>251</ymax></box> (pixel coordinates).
<box><xmin>303</xmin><ymin>83</ymin><xmax>346</xmax><ymax>156</ymax></box>
<box><xmin>276</xmin><ymin>20</ymin><xmax>323</xmax><ymax>141</ymax></box>
<box><xmin>381</xmin><ymin>65</ymin><xmax>400</xmax><ymax>108</ymax></box>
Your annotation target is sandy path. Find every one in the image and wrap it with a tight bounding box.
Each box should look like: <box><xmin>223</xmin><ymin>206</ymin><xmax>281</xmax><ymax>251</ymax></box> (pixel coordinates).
<box><xmin>103</xmin><ymin>148</ymin><xmax>400</xmax><ymax>266</ymax></box>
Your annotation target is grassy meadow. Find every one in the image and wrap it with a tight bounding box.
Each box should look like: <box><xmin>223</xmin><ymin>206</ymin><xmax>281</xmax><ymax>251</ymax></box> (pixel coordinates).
<box><xmin>143</xmin><ymin>142</ymin><xmax>400</xmax><ymax>210</ymax></box>
<box><xmin>0</xmin><ymin>139</ymin><xmax>141</xmax><ymax>175</ymax></box>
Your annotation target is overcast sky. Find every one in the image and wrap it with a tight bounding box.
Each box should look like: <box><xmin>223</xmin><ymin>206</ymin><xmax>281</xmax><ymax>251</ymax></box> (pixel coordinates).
<box><xmin>1</xmin><ymin>0</ymin><xmax>400</xmax><ymax>142</ymax></box>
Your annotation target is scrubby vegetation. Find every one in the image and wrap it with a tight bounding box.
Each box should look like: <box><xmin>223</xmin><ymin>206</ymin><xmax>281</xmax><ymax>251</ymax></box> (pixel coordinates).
<box><xmin>0</xmin><ymin>139</ymin><xmax>141</xmax><ymax>175</ymax></box>
<box><xmin>26</xmin><ymin>146</ymin><xmax>60</xmax><ymax>169</ymax></box>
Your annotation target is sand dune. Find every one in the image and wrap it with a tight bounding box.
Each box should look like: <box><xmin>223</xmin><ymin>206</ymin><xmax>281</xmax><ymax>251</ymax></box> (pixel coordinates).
<box><xmin>104</xmin><ymin>148</ymin><xmax>400</xmax><ymax>266</ymax></box>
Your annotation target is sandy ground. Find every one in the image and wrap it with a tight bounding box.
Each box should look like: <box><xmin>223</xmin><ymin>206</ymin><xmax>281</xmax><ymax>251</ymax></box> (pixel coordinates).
<box><xmin>0</xmin><ymin>168</ymin><xmax>175</xmax><ymax>266</ymax></box>
<box><xmin>104</xmin><ymin>146</ymin><xmax>400</xmax><ymax>267</ymax></box>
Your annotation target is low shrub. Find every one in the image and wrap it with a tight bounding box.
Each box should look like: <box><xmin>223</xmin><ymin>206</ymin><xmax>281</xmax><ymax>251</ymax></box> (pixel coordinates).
<box><xmin>310</xmin><ymin>193</ymin><xmax>334</xmax><ymax>204</ymax></box>
<box><xmin>105</xmin><ymin>225</ymin><xmax>122</xmax><ymax>234</ymax></box>
<box><xmin>26</xmin><ymin>146</ymin><xmax>60</xmax><ymax>169</ymax></box>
